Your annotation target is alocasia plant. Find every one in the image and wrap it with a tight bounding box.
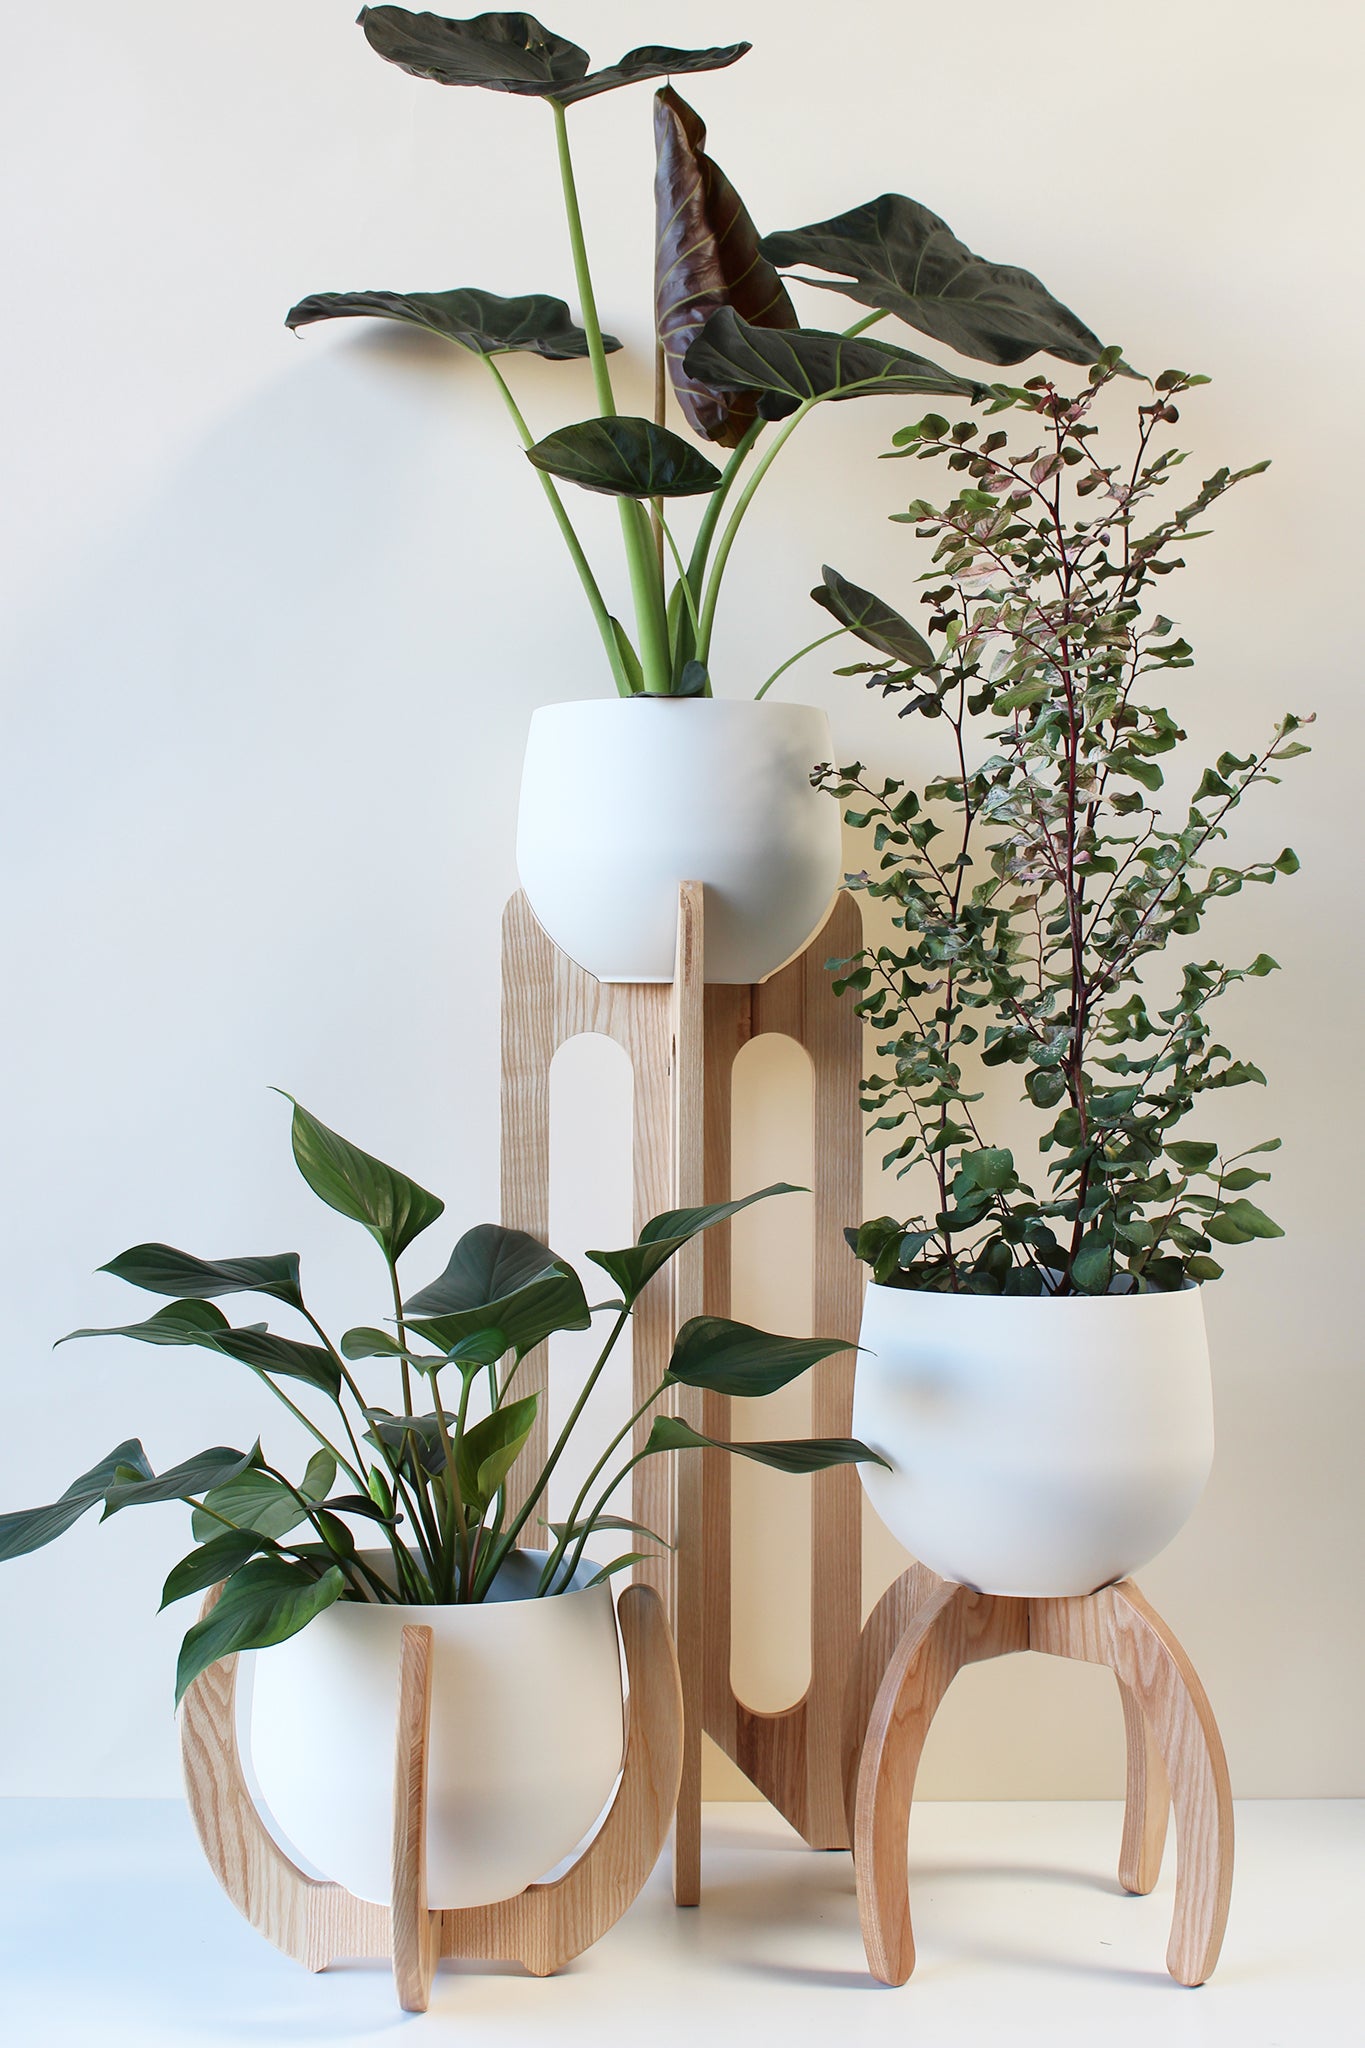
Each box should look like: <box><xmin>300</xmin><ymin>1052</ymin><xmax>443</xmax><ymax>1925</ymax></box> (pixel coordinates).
<box><xmin>286</xmin><ymin>8</ymin><xmax>1108</xmax><ymax>697</ymax></box>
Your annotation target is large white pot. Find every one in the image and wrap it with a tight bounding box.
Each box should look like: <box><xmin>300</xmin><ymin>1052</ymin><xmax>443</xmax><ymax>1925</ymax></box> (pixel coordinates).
<box><xmin>853</xmin><ymin>1283</ymin><xmax>1214</xmax><ymax>1598</ymax></box>
<box><xmin>515</xmin><ymin>698</ymin><xmax>843</xmax><ymax>983</ymax></box>
<box><xmin>248</xmin><ymin>1551</ymin><xmax>623</xmax><ymax>1909</ymax></box>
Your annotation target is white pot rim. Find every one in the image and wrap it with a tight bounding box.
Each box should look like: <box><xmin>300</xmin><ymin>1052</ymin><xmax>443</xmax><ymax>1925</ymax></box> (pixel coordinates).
<box><xmin>334</xmin><ymin>1545</ymin><xmax>606</xmax><ymax>1625</ymax></box>
<box><xmin>863</xmin><ymin>1278</ymin><xmax>1202</xmax><ymax>1306</ymax></box>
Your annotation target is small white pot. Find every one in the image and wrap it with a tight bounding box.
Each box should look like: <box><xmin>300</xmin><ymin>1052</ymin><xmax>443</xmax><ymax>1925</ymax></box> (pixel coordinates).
<box><xmin>515</xmin><ymin>698</ymin><xmax>843</xmax><ymax>983</ymax></box>
<box><xmin>248</xmin><ymin>1552</ymin><xmax>623</xmax><ymax>1909</ymax></box>
<box><xmin>853</xmin><ymin>1283</ymin><xmax>1214</xmax><ymax>1598</ymax></box>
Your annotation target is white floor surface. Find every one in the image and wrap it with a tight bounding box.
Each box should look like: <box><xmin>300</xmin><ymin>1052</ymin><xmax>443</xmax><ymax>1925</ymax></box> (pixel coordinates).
<box><xmin>1</xmin><ymin>1798</ymin><xmax>1359</xmax><ymax>2046</ymax></box>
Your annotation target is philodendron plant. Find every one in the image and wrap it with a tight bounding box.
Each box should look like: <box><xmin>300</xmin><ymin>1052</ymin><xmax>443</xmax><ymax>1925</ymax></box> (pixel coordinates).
<box><xmin>286</xmin><ymin>7</ymin><xmax>1109</xmax><ymax>698</ymax></box>
<box><xmin>818</xmin><ymin>355</ymin><xmax>1308</xmax><ymax>1295</ymax></box>
<box><xmin>0</xmin><ymin>1098</ymin><xmax>879</xmax><ymax>1703</ymax></box>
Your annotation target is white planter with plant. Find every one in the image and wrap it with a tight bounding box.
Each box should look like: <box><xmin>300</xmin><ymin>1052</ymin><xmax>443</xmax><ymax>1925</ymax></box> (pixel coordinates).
<box><xmin>820</xmin><ymin>353</ymin><xmax>1307</xmax><ymax>1596</ymax></box>
<box><xmin>0</xmin><ymin>1096</ymin><xmax>879</xmax><ymax>1901</ymax></box>
<box><xmin>289</xmin><ymin>8</ymin><xmax>1108</xmax><ymax>982</ymax></box>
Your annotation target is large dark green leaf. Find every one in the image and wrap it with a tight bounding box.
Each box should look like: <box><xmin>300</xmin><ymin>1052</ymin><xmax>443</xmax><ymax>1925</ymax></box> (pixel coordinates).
<box><xmin>666</xmin><ymin>1317</ymin><xmax>855</xmax><ymax>1398</ymax></box>
<box><xmin>191</xmin><ymin>1450</ymin><xmax>335</xmax><ymax>1544</ymax></box>
<box><xmin>587</xmin><ymin>1182</ymin><xmax>804</xmax><ymax>1303</ymax></box>
<box><xmin>641</xmin><ymin>1415</ymin><xmax>888</xmax><ymax>1473</ymax></box>
<box><xmin>282</xmin><ymin>1095</ymin><xmax>443</xmax><ymax>1265</ymax></box>
<box><xmin>211</xmin><ymin>1327</ymin><xmax>343</xmax><ymax>1400</ymax></box>
<box><xmin>160</xmin><ymin>1528</ymin><xmax>276</xmax><ymax>1608</ymax></box>
<box><xmin>653</xmin><ymin>86</ymin><xmax>797</xmax><ymax>447</ymax></box>
<box><xmin>682</xmin><ymin>308</ymin><xmax>982</xmax><ymax>421</ymax></box>
<box><xmin>102</xmin><ymin>1445</ymin><xmax>256</xmax><ymax>1519</ymax></box>
<box><xmin>98</xmin><ymin>1245</ymin><xmax>303</xmax><ymax>1310</ymax></box>
<box><xmin>285</xmin><ymin>286</ymin><xmax>620</xmax><ymax>359</ymax></box>
<box><xmin>760</xmin><ymin>194</ymin><xmax>1102</xmax><ymax>368</ymax></box>
<box><xmin>455</xmin><ymin>1394</ymin><xmax>538</xmax><ymax>1513</ymax></box>
<box><xmin>526</xmin><ymin>418</ymin><xmax>722</xmax><ymax>499</ymax></box>
<box><xmin>174</xmin><ymin>1557</ymin><xmax>346</xmax><ymax>1705</ymax></box>
<box><xmin>403</xmin><ymin>1223</ymin><xmax>591</xmax><ymax>1355</ymax></box>
<box><xmin>57</xmin><ymin>1298</ymin><xmax>239</xmax><ymax>1350</ymax></box>
<box><xmin>810</xmin><ymin>566</ymin><xmax>936</xmax><ymax>672</ymax></box>
<box><xmin>358</xmin><ymin>8</ymin><xmax>748</xmax><ymax>106</ymax></box>
<box><xmin>0</xmin><ymin>1438</ymin><xmax>151</xmax><ymax>1562</ymax></box>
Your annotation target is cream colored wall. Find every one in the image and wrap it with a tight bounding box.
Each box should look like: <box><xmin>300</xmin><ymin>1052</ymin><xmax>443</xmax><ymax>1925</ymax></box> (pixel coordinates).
<box><xmin>1</xmin><ymin>0</ymin><xmax>1360</xmax><ymax>1799</ymax></box>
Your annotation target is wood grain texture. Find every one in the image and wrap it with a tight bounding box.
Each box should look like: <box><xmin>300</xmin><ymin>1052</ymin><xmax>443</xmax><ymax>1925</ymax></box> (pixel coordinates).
<box><xmin>500</xmin><ymin>888</ymin><xmax>869</xmax><ymax>1871</ymax></box>
<box><xmin>1031</xmin><ymin>1581</ymin><xmax>1233</xmax><ymax>1984</ymax></box>
<box><xmin>853</xmin><ymin>1576</ymin><xmax>1233</xmax><ymax>1989</ymax></box>
<box><xmin>391</xmin><ymin>1623</ymin><xmax>436</xmax><ymax>2011</ymax></box>
<box><xmin>1117</xmin><ymin>1672</ymin><xmax>1170</xmax><ymax>1896</ymax></box>
<box><xmin>668</xmin><ymin>882</ymin><xmax>706</xmax><ymax>1905</ymax></box>
<box><xmin>180</xmin><ymin>1583</ymin><xmax>683</xmax><ymax>1999</ymax></box>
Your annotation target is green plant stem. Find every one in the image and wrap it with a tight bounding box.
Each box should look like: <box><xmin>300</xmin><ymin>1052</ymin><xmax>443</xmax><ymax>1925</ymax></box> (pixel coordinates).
<box><xmin>538</xmin><ymin>1381</ymin><xmax>662</xmax><ymax>1592</ymax></box>
<box><xmin>550</xmin><ymin>99</ymin><xmax>671</xmax><ymax>694</ymax></box>
<box><xmin>493</xmin><ymin>1303</ymin><xmax>632</xmax><ymax>1561</ymax></box>
<box><xmin>695</xmin><ymin>398</ymin><xmax>820</xmax><ymax>662</ymax></box>
<box><xmin>386</xmin><ymin>1264</ymin><xmax>446</xmax><ymax>1574</ymax></box>
<box><xmin>482</xmin><ymin>355</ymin><xmax>632</xmax><ymax>696</ymax></box>
<box><xmin>754</xmin><ymin>625</ymin><xmax>849</xmax><ymax>700</ymax></box>
<box><xmin>659</xmin><ymin>516</ymin><xmax>702</xmax><ymax>640</ymax></box>
<box><xmin>684</xmin><ymin>418</ymin><xmax>764</xmax><ymax>600</ymax></box>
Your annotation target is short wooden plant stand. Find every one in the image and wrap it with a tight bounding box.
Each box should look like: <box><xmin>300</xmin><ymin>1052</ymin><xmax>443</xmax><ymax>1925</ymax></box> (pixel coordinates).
<box><xmin>848</xmin><ymin>1561</ymin><xmax>1234</xmax><ymax>1987</ymax></box>
<box><xmin>180</xmin><ymin>1580</ymin><xmax>683</xmax><ymax>2012</ymax></box>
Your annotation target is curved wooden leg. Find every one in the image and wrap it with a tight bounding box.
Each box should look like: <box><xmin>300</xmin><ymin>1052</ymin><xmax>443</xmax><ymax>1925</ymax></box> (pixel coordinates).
<box><xmin>179</xmin><ymin>1588</ymin><xmax>390</xmax><ymax>1972</ymax></box>
<box><xmin>854</xmin><ymin>1585</ymin><xmax>1028</xmax><ymax>1986</ymax></box>
<box><xmin>391</xmin><ymin>1624</ymin><xmax>437</xmax><ymax>2012</ymax></box>
<box><xmin>1032</xmin><ymin>1582</ymin><xmax>1233</xmax><ymax>1985</ymax></box>
<box><xmin>842</xmin><ymin>1562</ymin><xmax>951</xmax><ymax>1841</ymax></box>
<box><xmin>1117</xmin><ymin>1674</ymin><xmax>1170</xmax><ymax>1896</ymax></box>
<box><xmin>439</xmin><ymin>1582</ymin><xmax>684</xmax><ymax>1975</ymax></box>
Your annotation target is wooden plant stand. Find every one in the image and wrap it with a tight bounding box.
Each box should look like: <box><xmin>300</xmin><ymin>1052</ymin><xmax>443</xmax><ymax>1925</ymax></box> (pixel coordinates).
<box><xmin>500</xmin><ymin>885</ymin><xmax>866</xmax><ymax>1901</ymax></box>
<box><xmin>180</xmin><ymin>1581</ymin><xmax>683</xmax><ymax>2012</ymax></box>
<box><xmin>849</xmin><ymin>1562</ymin><xmax>1234</xmax><ymax>1988</ymax></box>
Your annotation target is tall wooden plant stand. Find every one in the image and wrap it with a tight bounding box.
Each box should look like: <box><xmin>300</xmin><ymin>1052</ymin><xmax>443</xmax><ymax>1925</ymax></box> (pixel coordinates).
<box><xmin>500</xmin><ymin>885</ymin><xmax>867</xmax><ymax>1902</ymax></box>
<box><xmin>849</xmin><ymin>1561</ymin><xmax>1234</xmax><ymax>1988</ymax></box>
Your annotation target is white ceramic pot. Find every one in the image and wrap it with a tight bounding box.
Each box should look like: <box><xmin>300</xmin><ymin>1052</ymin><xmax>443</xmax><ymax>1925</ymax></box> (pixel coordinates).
<box><xmin>853</xmin><ymin>1283</ymin><xmax>1214</xmax><ymax>1598</ymax></box>
<box><xmin>248</xmin><ymin>1551</ymin><xmax>623</xmax><ymax>1909</ymax></box>
<box><xmin>515</xmin><ymin>698</ymin><xmax>843</xmax><ymax>983</ymax></box>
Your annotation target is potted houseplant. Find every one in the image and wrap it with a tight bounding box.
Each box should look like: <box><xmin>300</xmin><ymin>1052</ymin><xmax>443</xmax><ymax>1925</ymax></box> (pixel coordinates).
<box><xmin>0</xmin><ymin>1094</ymin><xmax>879</xmax><ymax>1908</ymax></box>
<box><xmin>285</xmin><ymin>6</ymin><xmax>1110</xmax><ymax>982</ymax></box>
<box><xmin>817</xmin><ymin>354</ymin><xmax>1308</xmax><ymax>1597</ymax></box>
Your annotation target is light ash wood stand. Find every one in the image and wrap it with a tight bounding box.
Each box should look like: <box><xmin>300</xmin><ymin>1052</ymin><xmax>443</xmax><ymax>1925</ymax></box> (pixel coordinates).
<box><xmin>849</xmin><ymin>1561</ymin><xmax>1234</xmax><ymax>1988</ymax></box>
<box><xmin>180</xmin><ymin>1580</ymin><xmax>683</xmax><ymax>2012</ymax></box>
<box><xmin>500</xmin><ymin>884</ymin><xmax>867</xmax><ymax>1903</ymax></box>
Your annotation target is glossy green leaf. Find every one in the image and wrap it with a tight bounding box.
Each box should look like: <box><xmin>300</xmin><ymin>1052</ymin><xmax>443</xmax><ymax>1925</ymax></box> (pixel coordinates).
<box><xmin>191</xmin><ymin>1451</ymin><xmax>333</xmax><ymax>1544</ymax></box>
<box><xmin>666</xmin><ymin>1317</ymin><xmax>855</xmax><ymax>1398</ymax></box>
<box><xmin>285</xmin><ymin>286</ymin><xmax>619</xmax><ymax>358</ymax></box>
<box><xmin>358</xmin><ymin>7</ymin><xmax>748</xmax><ymax>106</ymax></box>
<box><xmin>455</xmin><ymin>1394</ymin><xmax>538</xmax><ymax>1512</ymax></box>
<box><xmin>682</xmin><ymin>308</ymin><xmax>981</xmax><ymax>421</ymax></box>
<box><xmin>160</xmin><ymin>1528</ymin><xmax>276</xmax><ymax>1608</ymax></box>
<box><xmin>810</xmin><ymin>567</ymin><xmax>936</xmax><ymax>671</ymax></box>
<box><xmin>0</xmin><ymin>1438</ymin><xmax>151</xmax><ymax>1562</ymax></box>
<box><xmin>641</xmin><ymin>1415</ymin><xmax>888</xmax><ymax>1473</ymax></box>
<box><xmin>102</xmin><ymin>1445</ymin><xmax>256</xmax><ymax>1519</ymax></box>
<box><xmin>98</xmin><ymin>1245</ymin><xmax>303</xmax><ymax>1311</ymax></box>
<box><xmin>1214</xmin><ymin>1198</ymin><xmax>1283</xmax><ymax>1240</ymax></box>
<box><xmin>404</xmin><ymin>1223</ymin><xmax>590</xmax><ymax>1355</ymax></box>
<box><xmin>57</xmin><ymin>1298</ymin><xmax>237</xmax><ymax>1351</ymax></box>
<box><xmin>211</xmin><ymin>1327</ymin><xmax>342</xmax><ymax>1400</ymax></box>
<box><xmin>526</xmin><ymin>418</ymin><xmax>722</xmax><ymax>499</ymax></box>
<box><xmin>340</xmin><ymin>1325</ymin><xmax>404</xmax><ymax>1360</ymax></box>
<box><xmin>174</xmin><ymin>1558</ymin><xmax>347</xmax><ymax>1704</ymax></box>
<box><xmin>588</xmin><ymin>1183</ymin><xmax>804</xmax><ymax>1303</ymax></box>
<box><xmin>282</xmin><ymin>1095</ymin><xmax>443</xmax><ymax>1264</ymax></box>
<box><xmin>583</xmin><ymin>1552</ymin><xmax>656</xmax><ymax>1587</ymax></box>
<box><xmin>363</xmin><ymin>1410</ymin><xmax>447</xmax><ymax>1476</ymax></box>
<box><xmin>760</xmin><ymin>194</ymin><xmax>1103</xmax><ymax>368</ymax></box>
<box><xmin>653</xmin><ymin>86</ymin><xmax>797</xmax><ymax>447</ymax></box>
<box><xmin>544</xmin><ymin>1513</ymin><xmax>673</xmax><ymax>1551</ymax></box>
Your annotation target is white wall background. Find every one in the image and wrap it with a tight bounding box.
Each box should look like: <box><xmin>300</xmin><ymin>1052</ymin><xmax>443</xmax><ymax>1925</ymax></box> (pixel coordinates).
<box><xmin>2</xmin><ymin>0</ymin><xmax>1361</xmax><ymax>1801</ymax></box>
